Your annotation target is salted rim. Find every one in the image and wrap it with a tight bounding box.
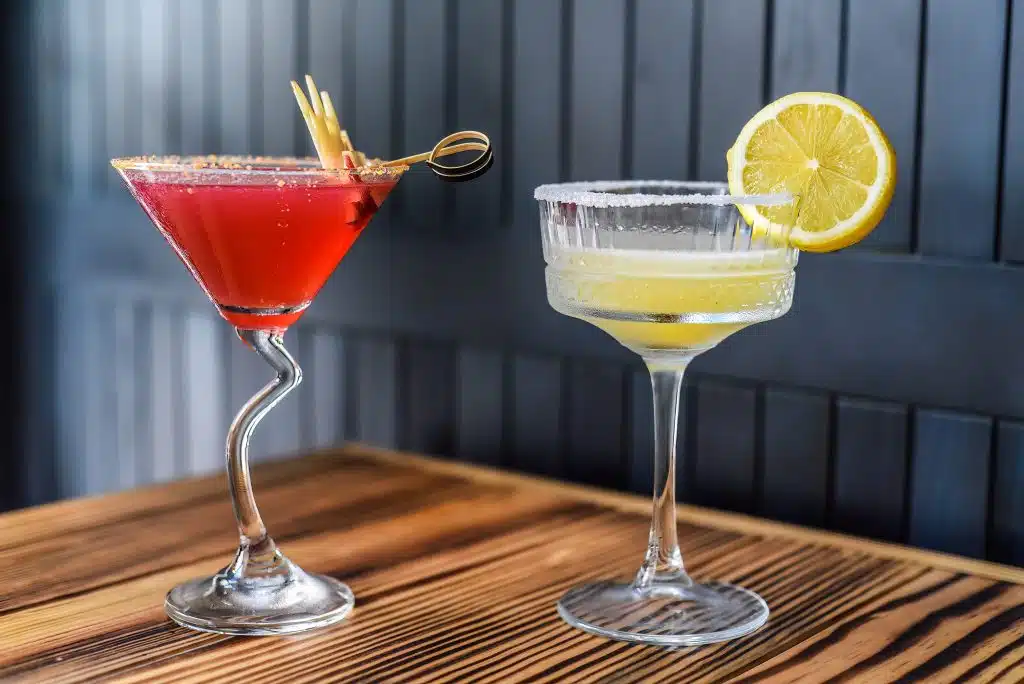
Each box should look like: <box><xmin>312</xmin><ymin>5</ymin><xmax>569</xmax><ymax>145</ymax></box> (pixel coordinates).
<box><xmin>110</xmin><ymin>155</ymin><xmax>409</xmax><ymax>177</ymax></box>
<box><xmin>533</xmin><ymin>180</ymin><xmax>793</xmax><ymax>208</ymax></box>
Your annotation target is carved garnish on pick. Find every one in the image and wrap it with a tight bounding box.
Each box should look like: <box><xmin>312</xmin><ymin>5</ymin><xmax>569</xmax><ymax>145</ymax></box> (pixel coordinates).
<box><xmin>291</xmin><ymin>74</ymin><xmax>492</xmax><ymax>183</ymax></box>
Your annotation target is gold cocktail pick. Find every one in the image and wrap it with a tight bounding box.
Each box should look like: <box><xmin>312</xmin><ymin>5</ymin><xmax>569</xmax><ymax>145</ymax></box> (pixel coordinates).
<box><xmin>291</xmin><ymin>74</ymin><xmax>492</xmax><ymax>182</ymax></box>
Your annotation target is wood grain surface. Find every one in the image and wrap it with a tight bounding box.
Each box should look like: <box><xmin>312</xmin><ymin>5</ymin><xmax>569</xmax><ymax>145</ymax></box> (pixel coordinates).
<box><xmin>0</xmin><ymin>446</ymin><xmax>1020</xmax><ymax>683</ymax></box>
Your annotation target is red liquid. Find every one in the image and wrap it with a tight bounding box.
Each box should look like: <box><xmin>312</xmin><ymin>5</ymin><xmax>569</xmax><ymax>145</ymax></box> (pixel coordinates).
<box><xmin>128</xmin><ymin>178</ymin><xmax>396</xmax><ymax>330</ymax></box>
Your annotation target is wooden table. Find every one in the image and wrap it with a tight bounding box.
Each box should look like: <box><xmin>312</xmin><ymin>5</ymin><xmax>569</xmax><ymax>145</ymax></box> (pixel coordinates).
<box><xmin>0</xmin><ymin>447</ymin><xmax>1021</xmax><ymax>683</ymax></box>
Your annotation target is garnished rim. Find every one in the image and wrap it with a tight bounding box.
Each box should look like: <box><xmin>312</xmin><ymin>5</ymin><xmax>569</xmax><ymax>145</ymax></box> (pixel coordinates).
<box><xmin>534</xmin><ymin>180</ymin><xmax>793</xmax><ymax>208</ymax></box>
<box><xmin>111</xmin><ymin>155</ymin><xmax>408</xmax><ymax>176</ymax></box>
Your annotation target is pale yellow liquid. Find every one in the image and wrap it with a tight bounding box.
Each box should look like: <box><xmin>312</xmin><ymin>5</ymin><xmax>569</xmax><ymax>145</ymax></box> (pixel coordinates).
<box><xmin>545</xmin><ymin>247</ymin><xmax>796</xmax><ymax>353</ymax></box>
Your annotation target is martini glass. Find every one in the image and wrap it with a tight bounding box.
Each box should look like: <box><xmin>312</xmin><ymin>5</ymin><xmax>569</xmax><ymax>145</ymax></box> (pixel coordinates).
<box><xmin>535</xmin><ymin>180</ymin><xmax>798</xmax><ymax>646</ymax></box>
<box><xmin>113</xmin><ymin>156</ymin><xmax>405</xmax><ymax>635</ymax></box>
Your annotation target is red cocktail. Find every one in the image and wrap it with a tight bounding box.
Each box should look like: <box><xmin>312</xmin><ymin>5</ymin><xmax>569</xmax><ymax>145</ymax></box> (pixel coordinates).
<box><xmin>121</xmin><ymin>159</ymin><xmax>398</xmax><ymax>331</ymax></box>
<box><xmin>113</xmin><ymin>155</ymin><xmax>405</xmax><ymax>637</ymax></box>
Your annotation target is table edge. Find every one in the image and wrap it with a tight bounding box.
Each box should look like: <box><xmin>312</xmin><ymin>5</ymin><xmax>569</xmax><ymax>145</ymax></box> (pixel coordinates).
<box><xmin>344</xmin><ymin>443</ymin><xmax>1024</xmax><ymax>585</ymax></box>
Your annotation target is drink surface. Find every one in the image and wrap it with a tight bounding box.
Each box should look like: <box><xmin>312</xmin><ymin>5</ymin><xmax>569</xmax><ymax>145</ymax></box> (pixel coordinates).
<box><xmin>545</xmin><ymin>246</ymin><xmax>796</xmax><ymax>353</ymax></box>
<box><xmin>128</xmin><ymin>178</ymin><xmax>396</xmax><ymax>330</ymax></box>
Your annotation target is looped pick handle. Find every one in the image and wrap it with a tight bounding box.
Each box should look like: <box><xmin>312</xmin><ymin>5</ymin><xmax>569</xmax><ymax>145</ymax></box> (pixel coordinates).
<box><xmin>383</xmin><ymin>131</ymin><xmax>493</xmax><ymax>183</ymax></box>
<box><xmin>425</xmin><ymin>131</ymin><xmax>493</xmax><ymax>183</ymax></box>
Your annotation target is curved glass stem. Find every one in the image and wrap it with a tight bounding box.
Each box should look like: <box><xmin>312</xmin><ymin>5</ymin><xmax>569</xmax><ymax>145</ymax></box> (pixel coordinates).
<box><xmin>225</xmin><ymin>329</ymin><xmax>302</xmax><ymax>574</ymax></box>
<box><xmin>164</xmin><ymin>326</ymin><xmax>355</xmax><ymax>635</ymax></box>
<box><xmin>633</xmin><ymin>360</ymin><xmax>692</xmax><ymax>591</ymax></box>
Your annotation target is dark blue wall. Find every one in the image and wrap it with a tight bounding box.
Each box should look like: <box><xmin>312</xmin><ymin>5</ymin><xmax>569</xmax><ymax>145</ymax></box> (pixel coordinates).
<box><xmin>21</xmin><ymin>0</ymin><xmax>1024</xmax><ymax>566</ymax></box>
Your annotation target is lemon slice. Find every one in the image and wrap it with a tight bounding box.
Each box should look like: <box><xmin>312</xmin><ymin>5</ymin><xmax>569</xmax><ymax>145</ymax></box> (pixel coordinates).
<box><xmin>727</xmin><ymin>92</ymin><xmax>896</xmax><ymax>252</ymax></box>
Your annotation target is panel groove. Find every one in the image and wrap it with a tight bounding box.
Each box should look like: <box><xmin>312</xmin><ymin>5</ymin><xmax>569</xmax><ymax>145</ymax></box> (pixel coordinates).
<box><xmin>682</xmin><ymin>378</ymin><xmax>699</xmax><ymax>502</ymax></box>
<box><xmin>836</xmin><ymin>0</ymin><xmax>849</xmax><ymax>95</ymax></box>
<box><xmin>390</xmin><ymin>0</ymin><xmax>405</xmax><ymax>212</ymax></box>
<box><xmin>752</xmin><ymin>385</ymin><xmax>766</xmax><ymax>514</ymax></box>
<box><xmin>686</xmin><ymin>0</ymin><xmax>703</xmax><ymax>179</ymax></box>
<box><xmin>443</xmin><ymin>0</ymin><xmax>458</xmax><ymax>224</ymax></box>
<box><xmin>293</xmin><ymin>0</ymin><xmax>310</xmax><ymax>151</ymax></box>
<box><xmin>499</xmin><ymin>0</ymin><xmax>515</xmax><ymax>226</ymax></box>
<box><xmin>902</xmin><ymin>405</ymin><xmax>918</xmax><ymax>544</ymax></box>
<box><xmin>620</xmin><ymin>0</ymin><xmax>636</xmax><ymax>179</ymax></box>
<box><xmin>201</xmin><ymin>0</ymin><xmax>220</xmax><ymax>153</ymax></box>
<box><xmin>341</xmin><ymin>0</ymin><xmax>357</xmax><ymax>129</ymax></box>
<box><xmin>558</xmin><ymin>0</ymin><xmax>573</xmax><ymax>182</ymax></box>
<box><xmin>824</xmin><ymin>393</ymin><xmax>838</xmax><ymax>526</ymax></box>
<box><xmin>165</xmin><ymin>0</ymin><xmax>182</xmax><ymax>154</ymax></box>
<box><xmin>986</xmin><ymin>416</ymin><xmax>1001</xmax><ymax>560</ymax></box>
<box><xmin>761</xmin><ymin>0</ymin><xmax>774</xmax><ymax>104</ymax></box>
<box><xmin>909</xmin><ymin>0</ymin><xmax>928</xmax><ymax>254</ymax></box>
<box><xmin>994</xmin><ymin>0</ymin><xmax>1015</xmax><ymax>261</ymax></box>
<box><xmin>88</xmin><ymin>1</ymin><xmax>106</xmax><ymax>195</ymax></box>
<box><xmin>500</xmin><ymin>352</ymin><xmax>515</xmax><ymax>468</ymax></box>
<box><xmin>247</xmin><ymin>0</ymin><xmax>262</xmax><ymax>155</ymax></box>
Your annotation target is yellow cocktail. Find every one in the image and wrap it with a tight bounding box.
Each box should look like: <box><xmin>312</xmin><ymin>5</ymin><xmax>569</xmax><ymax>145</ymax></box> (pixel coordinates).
<box><xmin>545</xmin><ymin>246</ymin><xmax>796</xmax><ymax>353</ymax></box>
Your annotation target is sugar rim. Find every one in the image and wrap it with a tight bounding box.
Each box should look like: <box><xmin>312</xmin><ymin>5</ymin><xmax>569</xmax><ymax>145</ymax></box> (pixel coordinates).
<box><xmin>111</xmin><ymin>155</ymin><xmax>408</xmax><ymax>177</ymax></box>
<box><xmin>534</xmin><ymin>180</ymin><xmax>793</xmax><ymax>208</ymax></box>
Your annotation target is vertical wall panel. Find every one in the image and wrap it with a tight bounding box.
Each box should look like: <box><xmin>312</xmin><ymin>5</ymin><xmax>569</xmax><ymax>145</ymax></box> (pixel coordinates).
<box><xmin>567</xmin><ymin>360</ymin><xmax>624</xmax><ymax>488</ymax></box>
<box><xmin>307</xmin><ymin>0</ymin><xmax>345</xmax><ymax>157</ymax></box>
<box><xmin>261</xmin><ymin>0</ymin><xmax>298</xmax><ymax>156</ymax></box>
<box><xmin>455</xmin><ymin>0</ymin><xmax>503</xmax><ymax>230</ymax></box>
<box><xmin>761</xmin><ymin>388</ymin><xmax>830</xmax><ymax>526</ymax></box>
<box><xmin>179</xmin><ymin>0</ymin><xmax>208</xmax><ymax>154</ymax></box>
<box><xmin>139</xmin><ymin>0</ymin><xmax>168</xmax><ymax>156</ymax></box>
<box><xmin>354</xmin><ymin>335</ymin><xmax>399</xmax><ymax>448</ymax></box>
<box><xmin>697</xmin><ymin>0</ymin><xmax>767</xmax><ymax>180</ymax></box>
<box><xmin>632</xmin><ymin>0</ymin><xmax>694</xmax><ymax>179</ymax></box>
<box><xmin>845</xmin><ymin>0</ymin><xmax>921</xmax><ymax>252</ymax></box>
<box><xmin>83</xmin><ymin>302</ymin><xmax>117</xmax><ymax>494</ymax></box>
<box><xmin>34</xmin><ymin>0</ymin><xmax>67</xmax><ymax>185</ymax></box>
<box><xmin>570</xmin><ymin>0</ymin><xmax>627</xmax><ymax>180</ymax></box>
<box><xmin>694</xmin><ymin>381</ymin><xmax>758</xmax><ymax>512</ymax></box>
<box><xmin>67</xmin><ymin>0</ymin><xmax>97</xmax><ymax>194</ymax></box>
<box><xmin>909</xmin><ymin>410</ymin><xmax>991</xmax><ymax>558</ymax></box>
<box><xmin>132</xmin><ymin>305</ymin><xmax>154</xmax><ymax>485</ymax></box>
<box><xmin>304</xmin><ymin>329</ymin><xmax>346</xmax><ymax>449</ymax></box>
<box><xmin>833</xmin><ymin>398</ymin><xmax>908</xmax><ymax>542</ymax></box>
<box><xmin>1000</xmin><ymin>1</ymin><xmax>1024</xmax><ymax>262</ymax></box>
<box><xmin>218</xmin><ymin>0</ymin><xmax>251</xmax><ymax>153</ymax></box>
<box><xmin>183</xmin><ymin>312</ymin><xmax>225</xmax><ymax>476</ymax></box>
<box><xmin>771</xmin><ymin>0</ymin><xmax>841</xmax><ymax>98</ymax></box>
<box><xmin>512</xmin><ymin>0</ymin><xmax>561</xmax><ymax>222</ymax></box>
<box><xmin>456</xmin><ymin>347</ymin><xmax>504</xmax><ymax>465</ymax></box>
<box><xmin>149</xmin><ymin>306</ymin><xmax>178</xmax><ymax>482</ymax></box>
<box><xmin>112</xmin><ymin>301</ymin><xmax>138</xmax><ymax>489</ymax></box>
<box><xmin>352</xmin><ymin>0</ymin><xmax>393</xmax><ymax>157</ymax></box>
<box><xmin>917</xmin><ymin>0</ymin><xmax>1007</xmax><ymax>258</ymax></box>
<box><xmin>103</xmin><ymin>0</ymin><xmax>133</xmax><ymax>190</ymax></box>
<box><xmin>629</xmin><ymin>369</ymin><xmax>654</xmax><ymax>495</ymax></box>
<box><xmin>404</xmin><ymin>341</ymin><xmax>456</xmax><ymax>457</ymax></box>
<box><xmin>401</xmin><ymin>0</ymin><xmax>446</xmax><ymax>232</ymax></box>
<box><xmin>511</xmin><ymin>355</ymin><xmax>563</xmax><ymax>477</ymax></box>
<box><xmin>993</xmin><ymin>422</ymin><xmax>1024</xmax><ymax>565</ymax></box>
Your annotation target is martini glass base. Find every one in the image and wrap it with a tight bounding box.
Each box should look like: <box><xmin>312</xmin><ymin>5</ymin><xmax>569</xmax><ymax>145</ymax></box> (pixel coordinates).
<box><xmin>557</xmin><ymin>580</ymin><xmax>768</xmax><ymax>647</ymax></box>
<box><xmin>165</xmin><ymin>561</ymin><xmax>354</xmax><ymax>636</ymax></box>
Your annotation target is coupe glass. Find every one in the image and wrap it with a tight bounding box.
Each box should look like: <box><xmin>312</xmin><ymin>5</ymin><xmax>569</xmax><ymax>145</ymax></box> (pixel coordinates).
<box><xmin>535</xmin><ymin>180</ymin><xmax>798</xmax><ymax>646</ymax></box>
<box><xmin>113</xmin><ymin>156</ymin><xmax>405</xmax><ymax>635</ymax></box>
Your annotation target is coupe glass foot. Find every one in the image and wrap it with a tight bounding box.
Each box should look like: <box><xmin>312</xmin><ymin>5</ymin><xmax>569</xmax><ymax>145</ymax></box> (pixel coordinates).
<box><xmin>165</xmin><ymin>558</ymin><xmax>354</xmax><ymax>636</ymax></box>
<box><xmin>557</xmin><ymin>580</ymin><xmax>768</xmax><ymax>647</ymax></box>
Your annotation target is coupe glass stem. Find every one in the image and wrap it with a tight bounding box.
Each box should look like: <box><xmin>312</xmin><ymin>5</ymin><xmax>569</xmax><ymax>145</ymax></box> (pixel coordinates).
<box><xmin>226</xmin><ymin>329</ymin><xmax>302</xmax><ymax>570</ymax></box>
<box><xmin>633</xmin><ymin>360</ymin><xmax>692</xmax><ymax>591</ymax></box>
